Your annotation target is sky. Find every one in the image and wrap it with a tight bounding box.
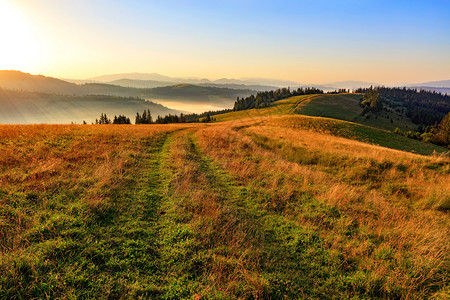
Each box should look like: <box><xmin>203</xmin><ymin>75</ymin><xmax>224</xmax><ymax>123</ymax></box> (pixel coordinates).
<box><xmin>0</xmin><ymin>0</ymin><xmax>449</xmax><ymax>85</ymax></box>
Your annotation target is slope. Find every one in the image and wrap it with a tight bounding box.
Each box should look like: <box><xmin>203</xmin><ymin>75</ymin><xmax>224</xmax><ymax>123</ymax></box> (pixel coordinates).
<box><xmin>295</xmin><ymin>93</ymin><xmax>418</xmax><ymax>131</ymax></box>
<box><xmin>213</xmin><ymin>94</ymin><xmax>448</xmax><ymax>155</ymax></box>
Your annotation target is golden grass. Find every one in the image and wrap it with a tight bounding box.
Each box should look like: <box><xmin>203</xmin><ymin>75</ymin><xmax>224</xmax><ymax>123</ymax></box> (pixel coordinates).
<box><xmin>0</xmin><ymin>124</ymin><xmax>192</xmax><ymax>252</ymax></box>
<box><xmin>161</xmin><ymin>129</ymin><xmax>264</xmax><ymax>296</ymax></box>
<box><xmin>195</xmin><ymin>121</ymin><xmax>450</xmax><ymax>298</ymax></box>
<box><xmin>1</xmin><ymin>120</ymin><xmax>448</xmax><ymax>298</ymax></box>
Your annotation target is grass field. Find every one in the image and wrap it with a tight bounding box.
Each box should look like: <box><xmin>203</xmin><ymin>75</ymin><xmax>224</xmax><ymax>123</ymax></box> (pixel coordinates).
<box><xmin>1</xmin><ymin>118</ymin><xmax>449</xmax><ymax>298</ymax></box>
<box><xmin>213</xmin><ymin>95</ymin><xmax>313</xmax><ymax>122</ymax></box>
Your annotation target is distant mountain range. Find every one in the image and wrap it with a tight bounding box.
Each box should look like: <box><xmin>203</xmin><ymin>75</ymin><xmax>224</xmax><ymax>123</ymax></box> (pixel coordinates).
<box><xmin>69</xmin><ymin>71</ymin><xmax>450</xmax><ymax>92</ymax></box>
<box><xmin>83</xmin><ymin>73</ymin><xmax>283</xmax><ymax>91</ymax></box>
<box><xmin>408</xmin><ymin>80</ymin><xmax>450</xmax><ymax>88</ymax></box>
<box><xmin>0</xmin><ymin>71</ymin><xmax>254</xmax><ymax>123</ymax></box>
<box><xmin>74</xmin><ymin>73</ymin><xmax>381</xmax><ymax>92</ymax></box>
<box><xmin>0</xmin><ymin>71</ymin><xmax>252</xmax><ymax>104</ymax></box>
<box><xmin>404</xmin><ymin>80</ymin><xmax>450</xmax><ymax>94</ymax></box>
<box><xmin>88</xmin><ymin>72</ymin><xmax>297</xmax><ymax>87</ymax></box>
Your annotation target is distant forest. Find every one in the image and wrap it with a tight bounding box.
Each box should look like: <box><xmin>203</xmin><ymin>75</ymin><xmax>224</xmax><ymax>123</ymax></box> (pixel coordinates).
<box><xmin>355</xmin><ymin>87</ymin><xmax>450</xmax><ymax>125</ymax></box>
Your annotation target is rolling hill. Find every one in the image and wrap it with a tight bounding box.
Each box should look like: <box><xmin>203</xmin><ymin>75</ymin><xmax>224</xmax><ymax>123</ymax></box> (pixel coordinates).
<box><xmin>295</xmin><ymin>93</ymin><xmax>419</xmax><ymax>132</ymax></box>
<box><xmin>214</xmin><ymin>94</ymin><xmax>448</xmax><ymax>155</ymax></box>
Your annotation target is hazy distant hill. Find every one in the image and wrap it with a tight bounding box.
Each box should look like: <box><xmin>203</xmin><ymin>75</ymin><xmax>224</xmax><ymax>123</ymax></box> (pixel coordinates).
<box><xmin>0</xmin><ymin>71</ymin><xmax>254</xmax><ymax>110</ymax></box>
<box><xmin>89</xmin><ymin>72</ymin><xmax>178</xmax><ymax>82</ymax></box>
<box><xmin>0</xmin><ymin>88</ymin><xmax>178</xmax><ymax>124</ymax></box>
<box><xmin>406</xmin><ymin>86</ymin><xmax>450</xmax><ymax>94</ymax></box>
<box><xmin>76</xmin><ymin>83</ymin><xmax>252</xmax><ymax>108</ymax></box>
<box><xmin>106</xmin><ymin>79</ymin><xmax>177</xmax><ymax>89</ymax></box>
<box><xmin>409</xmin><ymin>80</ymin><xmax>450</xmax><ymax>88</ymax></box>
<box><xmin>90</xmin><ymin>72</ymin><xmax>302</xmax><ymax>87</ymax></box>
<box><xmin>198</xmin><ymin>83</ymin><xmax>278</xmax><ymax>91</ymax></box>
<box><xmin>63</xmin><ymin>79</ymin><xmax>99</xmax><ymax>85</ymax></box>
<box><xmin>239</xmin><ymin>77</ymin><xmax>302</xmax><ymax>87</ymax></box>
<box><xmin>326</xmin><ymin>81</ymin><xmax>379</xmax><ymax>90</ymax></box>
<box><xmin>145</xmin><ymin>84</ymin><xmax>252</xmax><ymax>104</ymax></box>
<box><xmin>106</xmin><ymin>78</ymin><xmax>276</xmax><ymax>92</ymax></box>
<box><xmin>0</xmin><ymin>70</ymin><xmax>80</xmax><ymax>94</ymax></box>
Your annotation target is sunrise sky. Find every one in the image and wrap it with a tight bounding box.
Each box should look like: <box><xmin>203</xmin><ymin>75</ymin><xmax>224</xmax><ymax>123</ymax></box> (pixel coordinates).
<box><xmin>1</xmin><ymin>0</ymin><xmax>449</xmax><ymax>84</ymax></box>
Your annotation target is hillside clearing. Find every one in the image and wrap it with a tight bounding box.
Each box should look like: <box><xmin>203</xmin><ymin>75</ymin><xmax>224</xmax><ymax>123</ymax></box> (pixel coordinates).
<box><xmin>295</xmin><ymin>93</ymin><xmax>418</xmax><ymax>131</ymax></box>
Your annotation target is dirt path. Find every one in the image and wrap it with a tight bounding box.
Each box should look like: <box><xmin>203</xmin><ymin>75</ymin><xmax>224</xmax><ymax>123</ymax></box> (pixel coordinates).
<box><xmin>153</xmin><ymin>128</ymin><xmax>265</xmax><ymax>298</ymax></box>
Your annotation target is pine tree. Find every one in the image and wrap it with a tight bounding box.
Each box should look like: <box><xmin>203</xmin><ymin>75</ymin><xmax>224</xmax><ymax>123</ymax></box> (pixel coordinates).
<box><xmin>135</xmin><ymin>112</ymin><xmax>141</xmax><ymax>124</ymax></box>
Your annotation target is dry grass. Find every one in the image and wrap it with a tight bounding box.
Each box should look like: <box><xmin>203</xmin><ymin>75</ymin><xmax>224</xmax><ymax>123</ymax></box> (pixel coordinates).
<box><xmin>195</xmin><ymin>120</ymin><xmax>449</xmax><ymax>298</ymax></box>
<box><xmin>0</xmin><ymin>124</ymin><xmax>190</xmax><ymax>252</ymax></box>
<box><xmin>1</xmin><ymin>120</ymin><xmax>448</xmax><ymax>298</ymax></box>
<box><xmin>159</xmin><ymin>129</ymin><xmax>264</xmax><ymax>297</ymax></box>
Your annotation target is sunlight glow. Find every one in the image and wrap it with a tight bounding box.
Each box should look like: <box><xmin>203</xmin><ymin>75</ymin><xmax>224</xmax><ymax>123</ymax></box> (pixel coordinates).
<box><xmin>0</xmin><ymin>1</ymin><xmax>41</xmax><ymax>70</ymax></box>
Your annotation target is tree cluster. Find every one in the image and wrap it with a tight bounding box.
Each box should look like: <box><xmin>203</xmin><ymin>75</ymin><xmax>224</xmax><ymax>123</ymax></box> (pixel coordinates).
<box><xmin>393</xmin><ymin>112</ymin><xmax>450</xmax><ymax>148</ymax></box>
<box><xmin>233</xmin><ymin>87</ymin><xmax>324</xmax><ymax>111</ymax></box>
<box><xmin>355</xmin><ymin>87</ymin><xmax>450</xmax><ymax>125</ymax></box>
<box><xmin>327</xmin><ymin>89</ymin><xmax>349</xmax><ymax>94</ymax></box>
<box><xmin>95</xmin><ymin>113</ymin><xmax>111</xmax><ymax>124</ymax></box>
<box><xmin>113</xmin><ymin>115</ymin><xmax>131</xmax><ymax>124</ymax></box>
<box><xmin>95</xmin><ymin>113</ymin><xmax>131</xmax><ymax>124</ymax></box>
<box><xmin>434</xmin><ymin>112</ymin><xmax>450</xmax><ymax>147</ymax></box>
<box><xmin>184</xmin><ymin>108</ymin><xmax>232</xmax><ymax>122</ymax></box>
<box><xmin>154</xmin><ymin>113</ymin><xmax>187</xmax><ymax>124</ymax></box>
<box><xmin>360</xmin><ymin>89</ymin><xmax>383</xmax><ymax>113</ymax></box>
<box><xmin>135</xmin><ymin>109</ymin><xmax>153</xmax><ymax>124</ymax></box>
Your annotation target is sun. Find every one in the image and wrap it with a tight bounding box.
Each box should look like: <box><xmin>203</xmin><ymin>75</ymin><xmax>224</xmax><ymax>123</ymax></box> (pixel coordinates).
<box><xmin>0</xmin><ymin>1</ymin><xmax>41</xmax><ymax>71</ymax></box>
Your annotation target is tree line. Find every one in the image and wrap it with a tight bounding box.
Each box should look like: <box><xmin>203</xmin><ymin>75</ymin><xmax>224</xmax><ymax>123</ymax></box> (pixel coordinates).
<box><xmin>355</xmin><ymin>87</ymin><xmax>450</xmax><ymax>125</ymax></box>
<box><xmin>184</xmin><ymin>108</ymin><xmax>232</xmax><ymax>122</ymax></box>
<box><xmin>233</xmin><ymin>87</ymin><xmax>324</xmax><ymax>111</ymax></box>
<box><xmin>95</xmin><ymin>113</ymin><xmax>131</xmax><ymax>124</ymax></box>
<box><xmin>95</xmin><ymin>109</ymin><xmax>219</xmax><ymax>125</ymax></box>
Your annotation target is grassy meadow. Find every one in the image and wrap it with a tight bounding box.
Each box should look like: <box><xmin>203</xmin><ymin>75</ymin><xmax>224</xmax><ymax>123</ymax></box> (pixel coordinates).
<box><xmin>1</xmin><ymin>96</ymin><xmax>449</xmax><ymax>299</ymax></box>
<box><xmin>295</xmin><ymin>93</ymin><xmax>418</xmax><ymax>132</ymax></box>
